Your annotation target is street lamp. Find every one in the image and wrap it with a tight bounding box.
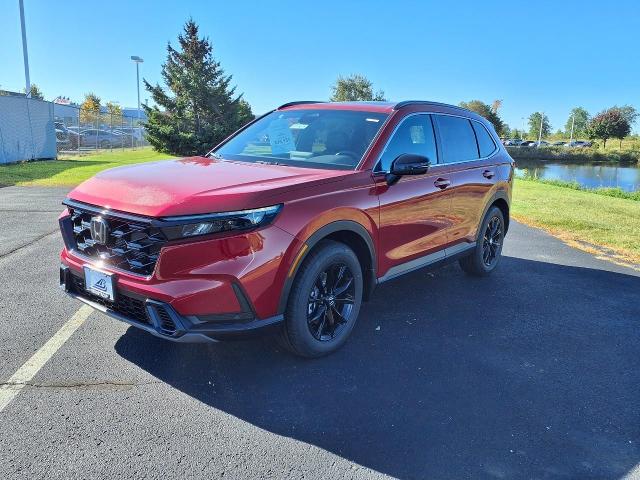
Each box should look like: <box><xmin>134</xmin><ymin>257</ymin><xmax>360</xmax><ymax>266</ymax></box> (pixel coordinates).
<box><xmin>130</xmin><ymin>56</ymin><xmax>143</xmax><ymax>147</ymax></box>
<box><xmin>130</xmin><ymin>56</ymin><xmax>144</xmax><ymax>122</ymax></box>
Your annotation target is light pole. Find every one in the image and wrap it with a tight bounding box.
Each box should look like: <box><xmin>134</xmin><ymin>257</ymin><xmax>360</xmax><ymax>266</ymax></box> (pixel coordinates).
<box><xmin>130</xmin><ymin>56</ymin><xmax>143</xmax><ymax>147</ymax></box>
<box><xmin>19</xmin><ymin>0</ymin><xmax>31</xmax><ymax>97</ymax></box>
<box><xmin>130</xmin><ymin>56</ymin><xmax>144</xmax><ymax>121</ymax></box>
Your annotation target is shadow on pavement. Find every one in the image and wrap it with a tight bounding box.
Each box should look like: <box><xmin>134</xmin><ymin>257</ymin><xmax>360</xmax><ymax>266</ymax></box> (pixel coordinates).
<box><xmin>115</xmin><ymin>256</ymin><xmax>640</xmax><ymax>479</ymax></box>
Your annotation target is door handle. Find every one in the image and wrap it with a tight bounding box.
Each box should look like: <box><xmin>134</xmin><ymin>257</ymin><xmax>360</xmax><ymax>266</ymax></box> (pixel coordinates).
<box><xmin>434</xmin><ymin>178</ymin><xmax>451</xmax><ymax>189</ymax></box>
<box><xmin>482</xmin><ymin>169</ymin><xmax>495</xmax><ymax>179</ymax></box>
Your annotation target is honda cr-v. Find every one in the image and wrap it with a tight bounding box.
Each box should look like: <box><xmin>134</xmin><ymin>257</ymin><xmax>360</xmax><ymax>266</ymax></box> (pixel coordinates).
<box><xmin>59</xmin><ymin>100</ymin><xmax>514</xmax><ymax>357</ymax></box>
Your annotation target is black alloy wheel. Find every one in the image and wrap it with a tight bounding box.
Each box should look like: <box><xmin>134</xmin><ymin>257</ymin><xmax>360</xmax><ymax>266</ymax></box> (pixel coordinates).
<box><xmin>482</xmin><ymin>216</ymin><xmax>503</xmax><ymax>267</ymax></box>
<box><xmin>306</xmin><ymin>263</ymin><xmax>355</xmax><ymax>341</ymax></box>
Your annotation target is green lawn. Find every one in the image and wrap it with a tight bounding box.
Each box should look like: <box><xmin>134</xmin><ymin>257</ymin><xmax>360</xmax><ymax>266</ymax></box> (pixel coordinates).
<box><xmin>512</xmin><ymin>178</ymin><xmax>640</xmax><ymax>264</ymax></box>
<box><xmin>0</xmin><ymin>148</ymin><xmax>176</xmax><ymax>187</ymax></box>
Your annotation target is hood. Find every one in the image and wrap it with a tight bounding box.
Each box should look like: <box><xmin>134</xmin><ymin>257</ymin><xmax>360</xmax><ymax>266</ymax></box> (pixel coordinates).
<box><xmin>67</xmin><ymin>156</ymin><xmax>349</xmax><ymax>217</ymax></box>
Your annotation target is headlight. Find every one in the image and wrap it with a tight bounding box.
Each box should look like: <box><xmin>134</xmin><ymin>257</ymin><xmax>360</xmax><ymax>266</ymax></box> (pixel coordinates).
<box><xmin>160</xmin><ymin>205</ymin><xmax>282</xmax><ymax>240</ymax></box>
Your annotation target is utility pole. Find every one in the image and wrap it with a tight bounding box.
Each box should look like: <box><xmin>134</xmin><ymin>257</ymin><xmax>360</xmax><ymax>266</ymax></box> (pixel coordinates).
<box><xmin>569</xmin><ymin>114</ymin><xmax>575</xmax><ymax>144</ymax></box>
<box><xmin>18</xmin><ymin>0</ymin><xmax>31</xmax><ymax>97</ymax></box>
<box><xmin>537</xmin><ymin>112</ymin><xmax>545</xmax><ymax>147</ymax></box>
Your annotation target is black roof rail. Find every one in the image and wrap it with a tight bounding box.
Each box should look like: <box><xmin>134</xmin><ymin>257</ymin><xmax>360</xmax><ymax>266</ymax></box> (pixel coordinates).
<box><xmin>393</xmin><ymin>100</ymin><xmax>470</xmax><ymax>112</ymax></box>
<box><xmin>277</xmin><ymin>101</ymin><xmax>326</xmax><ymax>109</ymax></box>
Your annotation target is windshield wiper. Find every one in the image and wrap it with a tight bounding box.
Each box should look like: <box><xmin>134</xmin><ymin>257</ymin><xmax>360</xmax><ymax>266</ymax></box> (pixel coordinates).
<box><xmin>208</xmin><ymin>152</ymin><xmax>223</xmax><ymax>159</ymax></box>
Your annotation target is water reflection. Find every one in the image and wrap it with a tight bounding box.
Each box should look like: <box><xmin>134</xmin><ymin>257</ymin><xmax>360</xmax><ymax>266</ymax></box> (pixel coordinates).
<box><xmin>515</xmin><ymin>159</ymin><xmax>640</xmax><ymax>192</ymax></box>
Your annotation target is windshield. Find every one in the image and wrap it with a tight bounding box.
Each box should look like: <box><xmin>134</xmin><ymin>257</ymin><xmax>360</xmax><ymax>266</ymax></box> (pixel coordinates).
<box><xmin>212</xmin><ymin>109</ymin><xmax>389</xmax><ymax>170</ymax></box>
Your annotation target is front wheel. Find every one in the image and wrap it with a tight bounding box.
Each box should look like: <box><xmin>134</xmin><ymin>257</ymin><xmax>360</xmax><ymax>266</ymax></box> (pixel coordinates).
<box><xmin>459</xmin><ymin>206</ymin><xmax>505</xmax><ymax>276</ymax></box>
<box><xmin>280</xmin><ymin>240</ymin><xmax>363</xmax><ymax>358</ymax></box>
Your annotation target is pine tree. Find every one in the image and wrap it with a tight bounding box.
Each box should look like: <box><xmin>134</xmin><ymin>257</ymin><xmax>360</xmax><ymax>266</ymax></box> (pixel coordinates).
<box><xmin>143</xmin><ymin>20</ymin><xmax>254</xmax><ymax>156</ymax></box>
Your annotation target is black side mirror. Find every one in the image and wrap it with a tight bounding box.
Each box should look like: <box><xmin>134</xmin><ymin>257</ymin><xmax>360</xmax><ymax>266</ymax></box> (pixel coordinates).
<box><xmin>386</xmin><ymin>154</ymin><xmax>430</xmax><ymax>186</ymax></box>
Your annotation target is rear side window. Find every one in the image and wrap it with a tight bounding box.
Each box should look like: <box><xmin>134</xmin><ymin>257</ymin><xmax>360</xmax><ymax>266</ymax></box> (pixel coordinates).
<box><xmin>435</xmin><ymin>115</ymin><xmax>479</xmax><ymax>163</ymax></box>
<box><xmin>472</xmin><ymin>121</ymin><xmax>497</xmax><ymax>157</ymax></box>
<box><xmin>378</xmin><ymin>114</ymin><xmax>437</xmax><ymax>171</ymax></box>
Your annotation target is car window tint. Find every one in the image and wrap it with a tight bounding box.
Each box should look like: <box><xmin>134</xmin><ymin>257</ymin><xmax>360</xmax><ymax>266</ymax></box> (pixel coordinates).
<box><xmin>472</xmin><ymin>121</ymin><xmax>497</xmax><ymax>157</ymax></box>
<box><xmin>435</xmin><ymin>115</ymin><xmax>479</xmax><ymax>163</ymax></box>
<box><xmin>378</xmin><ymin>114</ymin><xmax>436</xmax><ymax>171</ymax></box>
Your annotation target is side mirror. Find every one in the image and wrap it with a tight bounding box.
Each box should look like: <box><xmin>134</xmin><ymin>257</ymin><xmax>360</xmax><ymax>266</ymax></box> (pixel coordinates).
<box><xmin>386</xmin><ymin>154</ymin><xmax>430</xmax><ymax>186</ymax></box>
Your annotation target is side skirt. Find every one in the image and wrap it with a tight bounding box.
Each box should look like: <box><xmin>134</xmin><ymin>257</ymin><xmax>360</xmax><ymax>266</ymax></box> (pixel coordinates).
<box><xmin>377</xmin><ymin>242</ymin><xmax>476</xmax><ymax>284</ymax></box>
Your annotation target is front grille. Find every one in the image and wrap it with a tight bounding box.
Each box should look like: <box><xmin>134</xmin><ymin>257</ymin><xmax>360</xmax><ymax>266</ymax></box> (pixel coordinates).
<box><xmin>67</xmin><ymin>204</ymin><xmax>166</xmax><ymax>276</ymax></box>
<box><xmin>69</xmin><ymin>274</ymin><xmax>151</xmax><ymax>325</ymax></box>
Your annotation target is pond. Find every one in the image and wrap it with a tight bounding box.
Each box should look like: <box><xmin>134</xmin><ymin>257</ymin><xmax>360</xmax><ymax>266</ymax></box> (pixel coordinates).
<box><xmin>515</xmin><ymin>159</ymin><xmax>640</xmax><ymax>192</ymax></box>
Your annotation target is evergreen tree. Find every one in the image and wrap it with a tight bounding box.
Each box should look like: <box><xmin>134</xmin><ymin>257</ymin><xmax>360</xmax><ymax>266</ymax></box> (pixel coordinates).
<box><xmin>143</xmin><ymin>20</ymin><xmax>254</xmax><ymax>156</ymax></box>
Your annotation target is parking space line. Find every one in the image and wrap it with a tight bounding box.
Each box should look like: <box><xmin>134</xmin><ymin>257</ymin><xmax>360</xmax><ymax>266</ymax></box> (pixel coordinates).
<box><xmin>0</xmin><ymin>305</ymin><xmax>93</xmax><ymax>413</ymax></box>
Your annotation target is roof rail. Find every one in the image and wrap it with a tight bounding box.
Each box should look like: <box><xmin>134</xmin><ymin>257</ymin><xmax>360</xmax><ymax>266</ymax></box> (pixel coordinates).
<box><xmin>393</xmin><ymin>100</ymin><xmax>469</xmax><ymax>112</ymax></box>
<box><xmin>277</xmin><ymin>101</ymin><xmax>326</xmax><ymax>109</ymax></box>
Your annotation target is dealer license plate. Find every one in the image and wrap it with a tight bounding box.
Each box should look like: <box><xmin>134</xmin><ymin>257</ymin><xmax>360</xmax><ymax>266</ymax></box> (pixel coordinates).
<box><xmin>83</xmin><ymin>266</ymin><xmax>115</xmax><ymax>302</ymax></box>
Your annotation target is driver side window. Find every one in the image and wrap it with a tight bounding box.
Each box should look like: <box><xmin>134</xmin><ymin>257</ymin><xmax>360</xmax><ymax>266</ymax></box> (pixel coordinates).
<box><xmin>378</xmin><ymin>114</ymin><xmax>437</xmax><ymax>171</ymax></box>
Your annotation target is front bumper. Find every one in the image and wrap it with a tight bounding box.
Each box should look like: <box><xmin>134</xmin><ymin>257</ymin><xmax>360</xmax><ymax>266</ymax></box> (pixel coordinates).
<box><xmin>60</xmin><ymin>265</ymin><xmax>283</xmax><ymax>342</ymax></box>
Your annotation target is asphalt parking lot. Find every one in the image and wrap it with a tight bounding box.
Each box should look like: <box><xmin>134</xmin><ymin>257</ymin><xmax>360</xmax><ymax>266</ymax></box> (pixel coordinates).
<box><xmin>1</xmin><ymin>185</ymin><xmax>639</xmax><ymax>479</ymax></box>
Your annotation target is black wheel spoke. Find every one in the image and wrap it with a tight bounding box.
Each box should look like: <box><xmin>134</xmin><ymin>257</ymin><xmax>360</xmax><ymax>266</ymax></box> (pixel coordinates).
<box><xmin>481</xmin><ymin>216</ymin><xmax>503</xmax><ymax>267</ymax></box>
<box><xmin>335</xmin><ymin>294</ymin><xmax>354</xmax><ymax>305</ymax></box>
<box><xmin>306</xmin><ymin>262</ymin><xmax>356</xmax><ymax>342</ymax></box>
<box><xmin>331</xmin><ymin>306</ymin><xmax>348</xmax><ymax>325</ymax></box>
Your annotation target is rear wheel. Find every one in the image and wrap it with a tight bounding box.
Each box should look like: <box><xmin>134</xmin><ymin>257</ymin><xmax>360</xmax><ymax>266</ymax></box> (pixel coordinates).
<box><xmin>459</xmin><ymin>206</ymin><xmax>505</xmax><ymax>276</ymax></box>
<box><xmin>279</xmin><ymin>240</ymin><xmax>363</xmax><ymax>358</ymax></box>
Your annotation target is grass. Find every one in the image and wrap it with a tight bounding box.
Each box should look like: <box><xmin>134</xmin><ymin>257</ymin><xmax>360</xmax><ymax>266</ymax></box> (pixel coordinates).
<box><xmin>0</xmin><ymin>148</ymin><xmax>176</xmax><ymax>187</ymax></box>
<box><xmin>512</xmin><ymin>178</ymin><xmax>640</xmax><ymax>264</ymax></box>
<box><xmin>516</xmin><ymin>177</ymin><xmax>640</xmax><ymax>201</ymax></box>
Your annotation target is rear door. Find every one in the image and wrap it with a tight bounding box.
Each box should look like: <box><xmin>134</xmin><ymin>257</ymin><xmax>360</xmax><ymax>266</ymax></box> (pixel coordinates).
<box><xmin>374</xmin><ymin>114</ymin><xmax>456</xmax><ymax>279</ymax></box>
<box><xmin>433</xmin><ymin>115</ymin><xmax>500</xmax><ymax>245</ymax></box>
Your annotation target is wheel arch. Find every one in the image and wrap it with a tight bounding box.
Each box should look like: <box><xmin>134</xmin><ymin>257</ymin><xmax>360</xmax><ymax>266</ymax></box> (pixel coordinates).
<box><xmin>277</xmin><ymin>221</ymin><xmax>377</xmax><ymax>314</ymax></box>
<box><xmin>482</xmin><ymin>190</ymin><xmax>510</xmax><ymax>235</ymax></box>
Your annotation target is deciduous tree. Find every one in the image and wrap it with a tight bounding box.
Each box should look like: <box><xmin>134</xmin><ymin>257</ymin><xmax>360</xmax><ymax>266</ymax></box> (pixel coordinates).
<box><xmin>460</xmin><ymin>100</ymin><xmax>505</xmax><ymax>136</ymax></box>
<box><xmin>330</xmin><ymin>74</ymin><xmax>386</xmax><ymax>102</ymax></box>
<box><xmin>586</xmin><ymin>108</ymin><xmax>630</xmax><ymax>149</ymax></box>
<box><xmin>564</xmin><ymin>107</ymin><xmax>589</xmax><ymax>138</ymax></box>
<box><xmin>105</xmin><ymin>101</ymin><xmax>122</xmax><ymax>118</ymax></box>
<box><xmin>24</xmin><ymin>84</ymin><xmax>44</xmax><ymax>100</ymax></box>
<box><xmin>80</xmin><ymin>93</ymin><xmax>101</xmax><ymax>124</ymax></box>
<box><xmin>527</xmin><ymin>112</ymin><xmax>551</xmax><ymax>139</ymax></box>
<box><xmin>143</xmin><ymin>19</ymin><xmax>254</xmax><ymax>156</ymax></box>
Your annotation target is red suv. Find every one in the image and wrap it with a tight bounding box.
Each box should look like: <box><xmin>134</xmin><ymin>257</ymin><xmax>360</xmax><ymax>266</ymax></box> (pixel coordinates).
<box><xmin>59</xmin><ymin>101</ymin><xmax>514</xmax><ymax>357</ymax></box>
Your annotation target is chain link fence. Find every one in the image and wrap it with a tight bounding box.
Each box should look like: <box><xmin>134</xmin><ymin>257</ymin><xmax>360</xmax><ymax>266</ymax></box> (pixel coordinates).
<box><xmin>55</xmin><ymin>105</ymin><xmax>148</xmax><ymax>154</ymax></box>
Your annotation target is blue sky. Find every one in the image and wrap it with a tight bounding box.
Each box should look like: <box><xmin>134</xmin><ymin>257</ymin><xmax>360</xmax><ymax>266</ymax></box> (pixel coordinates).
<box><xmin>1</xmin><ymin>0</ymin><xmax>638</xmax><ymax>132</ymax></box>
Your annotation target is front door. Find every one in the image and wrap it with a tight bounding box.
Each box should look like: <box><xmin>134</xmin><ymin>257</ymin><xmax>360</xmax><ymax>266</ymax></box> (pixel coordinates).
<box><xmin>374</xmin><ymin>114</ymin><xmax>455</xmax><ymax>279</ymax></box>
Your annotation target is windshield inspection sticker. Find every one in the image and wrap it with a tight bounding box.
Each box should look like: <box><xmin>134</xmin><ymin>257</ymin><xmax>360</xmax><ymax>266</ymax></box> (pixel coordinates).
<box><xmin>268</xmin><ymin>118</ymin><xmax>295</xmax><ymax>154</ymax></box>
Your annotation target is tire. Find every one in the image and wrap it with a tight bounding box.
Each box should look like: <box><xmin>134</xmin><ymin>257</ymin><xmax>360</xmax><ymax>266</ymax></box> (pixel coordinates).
<box><xmin>459</xmin><ymin>206</ymin><xmax>505</xmax><ymax>277</ymax></box>
<box><xmin>279</xmin><ymin>240</ymin><xmax>363</xmax><ymax>358</ymax></box>
<box><xmin>100</xmin><ymin>140</ymin><xmax>110</xmax><ymax>149</ymax></box>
